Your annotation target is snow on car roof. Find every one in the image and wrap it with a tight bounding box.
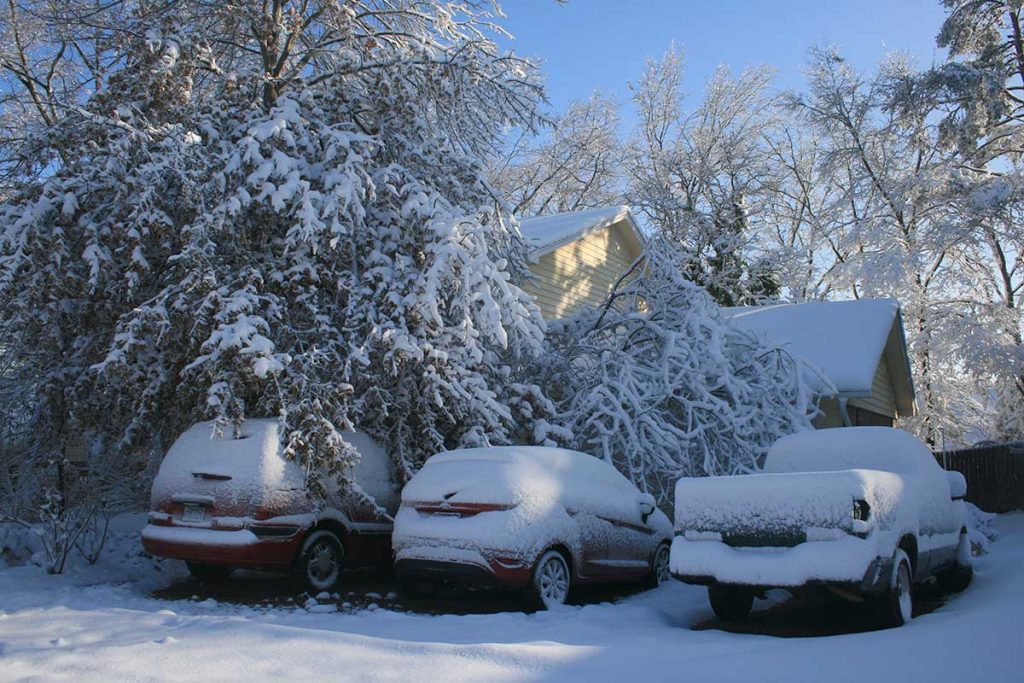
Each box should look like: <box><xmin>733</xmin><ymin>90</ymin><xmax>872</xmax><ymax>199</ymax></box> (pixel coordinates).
<box><xmin>408</xmin><ymin>446</ymin><xmax>636</xmax><ymax>508</ymax></box>
<box><xmin>722</xmin><ymin>298</ymin><xmax>901</xmax><ymax>397</ymax></box>
<box><xmin>155</xmin><ymin>419</ymin><xmax>396</xmax><ymax>509</ymax></box>
<box><xmin>430</xmin><ymin>445</ymin><xmax>604</xmax><ymax>467</ymax></box>
<box><xmin>519</xmin><ymin>205</ymin><xmax>636</xmax><ymax>257</ymax></box>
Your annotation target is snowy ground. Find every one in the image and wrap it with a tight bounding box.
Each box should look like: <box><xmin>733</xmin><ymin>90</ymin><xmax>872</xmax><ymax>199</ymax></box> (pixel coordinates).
<box><xmin>0</xmin><ymin>515</ymin><xmax>1021</xmax><ymax>682</ymax></box>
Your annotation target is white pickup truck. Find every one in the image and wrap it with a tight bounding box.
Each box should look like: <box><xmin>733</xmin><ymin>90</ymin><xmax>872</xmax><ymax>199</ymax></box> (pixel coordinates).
<box><xmin>670</xmin><ymin>427</ymin><xmax>972</xmax><ymax>627</ymax></box>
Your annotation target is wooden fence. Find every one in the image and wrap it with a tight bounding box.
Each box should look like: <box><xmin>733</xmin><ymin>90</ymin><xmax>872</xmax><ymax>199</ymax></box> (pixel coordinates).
<box><xmin>935</xmin><ymin>444</ymin><xmax>1024</xmax><ymax>513</ymax></box>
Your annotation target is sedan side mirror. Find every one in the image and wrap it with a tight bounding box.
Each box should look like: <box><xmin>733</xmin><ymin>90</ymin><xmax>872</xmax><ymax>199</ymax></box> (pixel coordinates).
<box><xmin>638</xmin><ymin>493</ymin><xmax>657</xmax><ymax>523</ymax></box>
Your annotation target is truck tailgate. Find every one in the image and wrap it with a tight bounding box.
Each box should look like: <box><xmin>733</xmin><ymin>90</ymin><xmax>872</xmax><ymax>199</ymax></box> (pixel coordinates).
<box><xmin>674</xmin><ymin>470</ymin><xmax>895</xmax><ymax>546</ymax></box>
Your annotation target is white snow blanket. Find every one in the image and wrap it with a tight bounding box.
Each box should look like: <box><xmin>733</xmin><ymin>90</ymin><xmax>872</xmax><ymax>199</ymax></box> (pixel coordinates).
<box><xmin>0</xmin><ymin>513</ymin><xmax>1021</xmax><ymax>681</ymax></box>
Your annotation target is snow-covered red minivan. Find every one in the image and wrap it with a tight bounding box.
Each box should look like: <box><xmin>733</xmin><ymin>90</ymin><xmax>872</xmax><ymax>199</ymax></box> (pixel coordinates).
<box><xmin>142</xmin><ymin>419</ymin><xmax>399</xmax><ymax>591</ymax></box>
<box><xmin>392</xmin><ymin>446</ymin><xmax>674</xmax><ymax>609</ymax></box>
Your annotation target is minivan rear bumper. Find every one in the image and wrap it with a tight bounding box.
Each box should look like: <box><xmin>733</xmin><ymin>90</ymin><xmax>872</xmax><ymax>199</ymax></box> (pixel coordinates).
<box><xmin>142</xmin><ymin>524</ymin><xmax>302</xmax><ymax>568</ymax></box>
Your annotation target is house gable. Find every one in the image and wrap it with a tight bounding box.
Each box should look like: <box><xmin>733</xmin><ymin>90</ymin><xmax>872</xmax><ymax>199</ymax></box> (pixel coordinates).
<box><xmin>722</xmin><ymin>299</ymin><xmax>916</xmax><ymax>424</ymax></box>
<box><xmin>520</xmin><ymin>207</ymin><xmax>644</xmax><ymax>320</ymax></box>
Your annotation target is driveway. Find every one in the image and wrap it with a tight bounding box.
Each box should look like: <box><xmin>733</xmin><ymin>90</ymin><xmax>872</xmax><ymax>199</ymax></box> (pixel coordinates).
<box><xmin>0</xmin><ymin>515</ymin><xmax>1020</xmax><ymax>682</ymax></box>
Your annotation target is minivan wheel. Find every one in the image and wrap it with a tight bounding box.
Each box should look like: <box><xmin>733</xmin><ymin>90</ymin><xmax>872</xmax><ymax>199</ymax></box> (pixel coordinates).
<box><xmin>531</xmin><ymin>550</ymin><xmax>571</xmax><ymax>609</ymax></box>
<box><xmin>937</xmin><ymin>531</ymin><xmax>973</xmax><ymax>594</ymax></box>
<box><xmin>878</xmin><ymin>549</ymin><xmax>913</xmax><ymax>628</ymax></box>
<box><xmin>297</xmin><ymin>530</ymin><xmax>344</xmax><ymax>592</ymax></box>
<box><xmin>186</xmin><ymin>562</ymin><xmax>233</xmax><ymax>583</ymax></box>
<box><xmin>645</xmin><ymin>544</ymin><xmax>672</xmax><ymax>588</ymax></box>
<box><xmin>708</xmin><ymin>584</ymin><xmax>753</xmax><ymax>621</ymax></box>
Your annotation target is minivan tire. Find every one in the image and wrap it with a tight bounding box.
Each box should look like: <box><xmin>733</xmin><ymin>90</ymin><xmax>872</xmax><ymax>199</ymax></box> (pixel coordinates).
<box><xmin>296</xmin><ymin>529</ymin><xmax>344</xmax><ymax>592</ymax></box>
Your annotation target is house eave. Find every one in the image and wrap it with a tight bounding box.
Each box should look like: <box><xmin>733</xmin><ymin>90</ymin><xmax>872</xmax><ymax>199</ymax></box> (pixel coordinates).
<box><xmin>526</xmin><ymin>208</ymin><xmax>644</xmax><ymax>261</ymax></box>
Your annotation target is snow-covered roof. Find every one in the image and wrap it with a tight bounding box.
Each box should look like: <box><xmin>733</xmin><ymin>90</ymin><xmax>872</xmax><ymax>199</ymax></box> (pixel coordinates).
<box><xmin>519</xmin><ymin>205</ymin><xmax>641</xmax><ymax>258</ymax></box>
<box><xmin>722</xmin><ymin>299</ymin><xmax>914</xmax><ymax>414</ymax></box>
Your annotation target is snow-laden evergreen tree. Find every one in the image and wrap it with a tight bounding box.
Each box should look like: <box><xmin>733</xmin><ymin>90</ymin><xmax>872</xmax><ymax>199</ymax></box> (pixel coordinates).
<box><xmin>901</xmin><ymin>0</ymin><xmax>1024</xmax><ymax>163</ymax></box>
<box><xmin>0</xmin><ymin>2</ymin><xmax>561</xmax><ymax>512</ymax></box>
<box><xmin>537</xmin><ymin>240</ymin><xmax>820</xmax><ymax>509</ymax></box>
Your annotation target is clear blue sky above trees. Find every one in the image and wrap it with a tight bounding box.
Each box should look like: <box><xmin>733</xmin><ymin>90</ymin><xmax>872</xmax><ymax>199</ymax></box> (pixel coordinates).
<box><xmin>499</xmin><ymin>0</ymin><xmax>948</xmax><ymax>117</ymax></box>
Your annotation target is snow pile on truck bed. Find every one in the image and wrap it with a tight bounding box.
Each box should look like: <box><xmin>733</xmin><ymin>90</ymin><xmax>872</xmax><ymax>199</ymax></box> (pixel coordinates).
<box><xmin>763</xmin><ymin>427</ymin><xmax>957</xmax><ymax>540</ymax></box>
<box><xmin>674</xmin><ymin>469</ymin><xmax>903</xmax><ymax>539</ymax></box>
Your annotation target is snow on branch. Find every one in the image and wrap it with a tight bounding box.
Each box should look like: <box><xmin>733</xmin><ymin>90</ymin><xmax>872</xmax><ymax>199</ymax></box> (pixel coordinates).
<box><xmin>538</xmin><ymin>239</ymin><xmax>820</xmax><ymax>509</ymax></box>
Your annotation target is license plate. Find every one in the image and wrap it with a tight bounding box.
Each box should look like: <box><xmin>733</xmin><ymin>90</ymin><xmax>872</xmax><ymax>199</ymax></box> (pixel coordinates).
<box><xmin>182</xmin><ymin>504</ymin><xmax>206</xmax><ymax>522</ymax></box>
<box><xmin>432</xmin><ymin>512</ymin><xmax>461</xmax><ymax>518</ymax></box>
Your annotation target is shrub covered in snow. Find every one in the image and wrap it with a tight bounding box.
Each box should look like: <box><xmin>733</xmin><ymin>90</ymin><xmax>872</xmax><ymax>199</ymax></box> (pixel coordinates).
<box><xmin>966</xmin><ymin>502</ymin><xmax>998</xmax><ymax>555</ymax></box>
<box><xmin>535</xmin><ymin>241</ymin><xmax>820</xmax><ymax>509</ymax></box>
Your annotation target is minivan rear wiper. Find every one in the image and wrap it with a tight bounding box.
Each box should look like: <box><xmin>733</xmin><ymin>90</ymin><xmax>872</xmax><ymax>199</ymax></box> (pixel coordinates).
<box><xmin>191</xmin><ymin>472</ymin><xmax>232</xmax><ymax>481</ymax></box>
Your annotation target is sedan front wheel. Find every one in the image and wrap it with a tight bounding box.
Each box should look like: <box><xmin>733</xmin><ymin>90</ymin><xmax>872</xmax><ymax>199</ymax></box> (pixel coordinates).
<box><xmin>645</xmin><ymin>544</ymin><xmax>672</xmax><ymax>588</ymax></box>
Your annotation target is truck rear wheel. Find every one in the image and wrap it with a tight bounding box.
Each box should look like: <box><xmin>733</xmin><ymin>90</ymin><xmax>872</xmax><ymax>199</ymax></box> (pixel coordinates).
<box><xmin>708</xmin><ymin>584</ymin><xmax>753</xmax><ymax>621</ymax></box>
<box><xmin>937</xmin><ymin>531</ymin><xmax>973</xmax><ymax>594</ymax></box>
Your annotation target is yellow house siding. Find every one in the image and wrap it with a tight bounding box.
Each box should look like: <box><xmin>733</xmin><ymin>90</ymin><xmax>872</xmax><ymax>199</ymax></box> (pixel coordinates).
<box><xmin>848</xmin><ymin>353</ymin><xmax>897</xmax><ymax>418</ymax></box>
<box><xmin>524</xmin><ymin>222</ymin><xmax>642</xmax><ymax>320</ymax></box>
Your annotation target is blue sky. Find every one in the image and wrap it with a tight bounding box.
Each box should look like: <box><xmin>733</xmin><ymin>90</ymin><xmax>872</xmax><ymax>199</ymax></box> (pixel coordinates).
<box><xmin>498</xmin><ymin>0</ymin><xmax>950</xmax><ymax>116</ymax></box>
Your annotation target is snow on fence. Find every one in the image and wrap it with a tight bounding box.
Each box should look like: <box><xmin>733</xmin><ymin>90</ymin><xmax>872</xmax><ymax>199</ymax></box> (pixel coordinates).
<box><xmin>935</xmin><ymin>444</ymin><xmax>1024</xmax><ymax>513</ymax></box>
